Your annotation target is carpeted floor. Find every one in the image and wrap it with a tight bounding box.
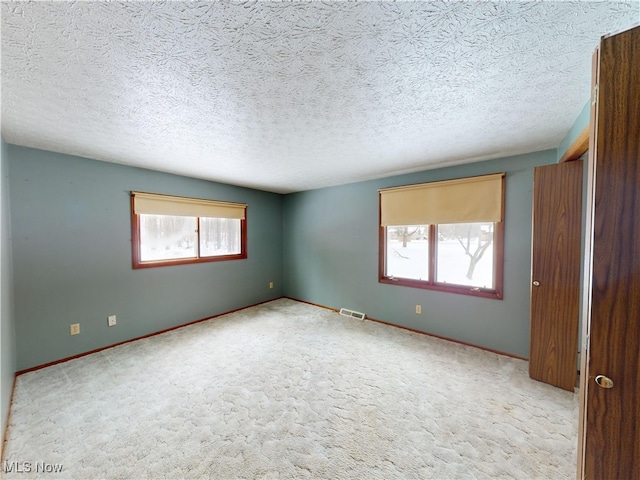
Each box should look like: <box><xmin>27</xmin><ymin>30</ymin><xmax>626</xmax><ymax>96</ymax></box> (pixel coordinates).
<box><xmin>2</xmin><ymin>299</ymin><xmax>578</xmax><ymax>479</ymax></box>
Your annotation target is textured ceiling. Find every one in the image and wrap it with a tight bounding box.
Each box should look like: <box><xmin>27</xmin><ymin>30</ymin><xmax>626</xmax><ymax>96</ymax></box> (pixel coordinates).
<box><xmin>1</xmin><ymin>1</ymin><xmax>638</xmax><ymax>193</ymax></box>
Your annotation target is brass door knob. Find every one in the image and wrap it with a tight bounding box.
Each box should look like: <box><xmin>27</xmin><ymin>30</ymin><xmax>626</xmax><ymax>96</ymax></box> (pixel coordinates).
<box><xmin>595</xmin><ymin>375</ymin><xmax>614</xmax><ymax>389</ymax></box>
<box><xmin>532</xmin><ymin>280</ymin><xmax>540</xmax><ymax>287</ymax></box>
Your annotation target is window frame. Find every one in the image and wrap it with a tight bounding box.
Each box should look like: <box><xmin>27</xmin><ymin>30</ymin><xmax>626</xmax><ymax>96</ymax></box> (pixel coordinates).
<box><xmin>131</xmin><ymin>194</ymin><xmax>247</xmax><ymax>269</ymax></box>
<box><xmin>378</xmin><ymin>178</ymin><xmax>504</xmax><ymax>300</ymax></box>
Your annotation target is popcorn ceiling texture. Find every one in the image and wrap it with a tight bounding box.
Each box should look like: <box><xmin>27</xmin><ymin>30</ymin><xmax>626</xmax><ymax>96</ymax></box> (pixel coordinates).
<box><xmin>1</xmin><ymin>1</ymin><xmax>638</xmax><ymax>193</ymax></box>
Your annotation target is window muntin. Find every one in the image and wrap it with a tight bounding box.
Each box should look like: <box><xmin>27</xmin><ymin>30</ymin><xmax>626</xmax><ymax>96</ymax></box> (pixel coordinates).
<box><xmin>131</xmin><ymin>192</ymin><xmax>246</xmax><ymax>268</ymax></box>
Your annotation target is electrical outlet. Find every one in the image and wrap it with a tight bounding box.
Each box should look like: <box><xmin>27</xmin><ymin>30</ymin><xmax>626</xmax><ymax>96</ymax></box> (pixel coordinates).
<box><xmin>108</xmin><ymin>315</ymin><xmax>117</xmax><ymax>327</ymax></box>
<box><xmin>70</xmin><ymin>323</ymin><xmax>80</xmax><ymax>335</ymax></box>
<box><xmin>416</xmin><ymin>305</ymin><xmax>422</xmax><ymax>315</ymax></box>
<box><xmin>269</xmin><ymin>281</ymin><xmax>274</xmax><ymax>289</ymax></box>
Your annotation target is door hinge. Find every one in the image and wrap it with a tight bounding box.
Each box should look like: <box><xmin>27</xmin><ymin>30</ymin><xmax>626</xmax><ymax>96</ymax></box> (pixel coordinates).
<box><xmin>592</xmin><ymin>85</ymin><xmax>599</xmax><ymax>106</ymax></box>
<box><xmin>583</xmin><ymin>334</ymin><xmax>590</xmax><ymax>351</ymax></box>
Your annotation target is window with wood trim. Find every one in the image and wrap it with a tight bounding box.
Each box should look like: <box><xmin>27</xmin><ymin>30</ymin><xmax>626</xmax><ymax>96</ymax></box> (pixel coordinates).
<box><xmin>379</xmin><ymin>174</ymin><xmax>504</xmax><ymax>299</ymax></box>
<box><xmin>131</xmin><ymin>192</ymin><xmax>247</xmax><ymax>269</ymax></box>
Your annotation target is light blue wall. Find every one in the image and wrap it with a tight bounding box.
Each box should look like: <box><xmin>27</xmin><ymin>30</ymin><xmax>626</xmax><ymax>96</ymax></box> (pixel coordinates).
<box><xmin>1</xmin><ymin>136</ymin><xmax>16</xmax><ymax>441</ymax></box>
<box><xmin>283</xmin><ymin>150</ymin><xmax>556</xmax><ymax>358</ymax></box>
<box><xmin>9</xmin><ymin>146</ymin><xmax>284</xmax><ymax>371</ymax></box>
<box><xmin>557</xmin><ymin>101</ymin><xmax>590</xmax><ymax>162</ymax></box>
<box><xmin>4</xmin><ymin>142</ymin><xmax>566</xmax><ymax>368</ymax></box>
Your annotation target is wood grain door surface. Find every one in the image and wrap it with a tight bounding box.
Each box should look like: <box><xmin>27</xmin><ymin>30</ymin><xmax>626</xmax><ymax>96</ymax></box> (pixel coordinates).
<box><xmin>580</xmin><ymin>24</ymin><xmax>640</xmax><ymax>480</ymax></box>
<box><xmin>529</xmin><ymin>161</ymin><xmax>583</xmax><ymax>392</ymax></box>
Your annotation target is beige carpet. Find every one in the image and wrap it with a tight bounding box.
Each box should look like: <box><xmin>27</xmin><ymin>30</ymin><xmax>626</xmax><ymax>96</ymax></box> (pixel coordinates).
<box><xmin>2</xmin><ymin>298</ymin><xmax>578</xmax><ymax>479</ymax></box>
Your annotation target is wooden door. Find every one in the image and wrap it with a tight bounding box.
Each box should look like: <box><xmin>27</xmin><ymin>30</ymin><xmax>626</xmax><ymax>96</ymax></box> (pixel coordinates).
<box><xmin>529</xmin><ymin>161</ymin><xmax>583</xmax><ymax>391</ymax></box>
<box><xmin>578</xmin><ymin>25</ymin><xmax>640</xmax><ymax>480</ymax></box>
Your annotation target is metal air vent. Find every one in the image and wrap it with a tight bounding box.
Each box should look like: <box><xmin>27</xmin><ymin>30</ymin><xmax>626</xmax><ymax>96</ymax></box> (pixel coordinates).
<box><xmin>339</xmin><ymin>308</ymin><xmax>366</xmax><ymax>320</ymax></box>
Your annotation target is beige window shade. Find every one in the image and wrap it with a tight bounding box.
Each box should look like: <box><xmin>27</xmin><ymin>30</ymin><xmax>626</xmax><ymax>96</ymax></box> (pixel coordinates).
<box><xmin>132</xmin><ymin>192</ymin><xmax>246</xmax><ymax>219</ymax></box>
<box><xmin>380</xmin><ymin>173</ymin><xmax>504</xmax><ymax>226</ymax></box>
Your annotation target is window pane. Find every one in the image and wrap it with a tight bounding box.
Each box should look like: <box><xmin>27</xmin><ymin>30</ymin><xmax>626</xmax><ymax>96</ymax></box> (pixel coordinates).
<box><xmin>436</xmin><ymin>223</ymin><xmax>494</xmax><ymax>288</ymax></box>
<box><xmin>385</xmin><ymin>225</ymin><xmax>429</xmax><ymax>280</ymax></box>
<box><xmin>140</xmin><ymin>215</ymin><xmax>197</xmax><ymax>261</ymax></box>
<box><xmin>199</xmin><ymin>217</ymin><xmax>241</xmax><ymax>257</ymax></box>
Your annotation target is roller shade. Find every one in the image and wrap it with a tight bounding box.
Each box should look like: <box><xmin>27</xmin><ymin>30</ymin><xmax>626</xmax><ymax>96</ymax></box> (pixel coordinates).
<box><xmin>380</xmin><ymin>173</ymin><xmax>504</xmax><ymax>226</ymax></box>
<box><xmin>132</xmin><ymin>192</ymin><xmax>246</xmax><ymax>219</ymax></box>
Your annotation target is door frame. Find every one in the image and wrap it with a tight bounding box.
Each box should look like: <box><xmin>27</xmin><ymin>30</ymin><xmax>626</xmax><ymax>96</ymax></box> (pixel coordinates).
<box><xmin>576</xmin><ymin>46</ymin><xmax>599</xmax><ymax>480</ymax></box>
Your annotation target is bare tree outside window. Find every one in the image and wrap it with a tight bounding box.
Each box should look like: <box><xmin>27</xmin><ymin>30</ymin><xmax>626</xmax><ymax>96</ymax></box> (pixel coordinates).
<box><xmin>131</xmin><ymin>193</ymin><xmax>247</xmax><ymax>269</ymax></box>
<box><xmin>140</xmin><ymin>215</ymin><xmax>197</xmax><ymax>261</ymax></box>
<box><xmin>379</xmin><ymin>174</ymin><xmax>503</xmax><ymax>298</ymax></box>
<box><xmin>385</xmin><ymin>225</ymin><xmax>429</xmax><ymax>280</ymax></box>
<box><xmin>200</xmin><ymin>218</ymin><xmax>241</xmax><ymax>256</ymax></box>
<box><xmin>138</xmin><ymin>215</ymin><xmax>242</xmax><ymax>262</ymax></box>
<box><xmin>437</xmin><ymin>223</ymin><xmax>494</xmax><ymax>288</ymax></box>
<box><xmin>382</xmin><ymin>222</ymin><xmax>496</xmax><ymax>292</ymax></box>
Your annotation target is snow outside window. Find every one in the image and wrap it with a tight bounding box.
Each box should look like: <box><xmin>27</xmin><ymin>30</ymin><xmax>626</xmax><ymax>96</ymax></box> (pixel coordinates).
<box><xmin>131</xmin><ymin>192</ymin><xmax>246</xmax><ymax>268</ymax></box>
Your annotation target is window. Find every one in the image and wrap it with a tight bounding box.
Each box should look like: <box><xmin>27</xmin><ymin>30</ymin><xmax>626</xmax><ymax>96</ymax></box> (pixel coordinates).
<box><xmin>379</xmin><ymin>174</ymin><xmax>504</xmax><ymax>299</ymax></box>
<box><xmin>131</xmin><ymin>192</ymin><xmax>247</xmax><ymax>268</ymax></box>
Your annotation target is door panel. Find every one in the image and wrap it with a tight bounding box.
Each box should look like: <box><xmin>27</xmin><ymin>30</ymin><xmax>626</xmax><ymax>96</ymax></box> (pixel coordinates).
<box><xmin>581</xmin><ymin>25</ymin><xmax>640</xmax><ymax>480</ymax></box>
<box><xmin>529</xmin><ymin>161</ymin><xmax>583</xmax><ymax>391</ymax></box>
